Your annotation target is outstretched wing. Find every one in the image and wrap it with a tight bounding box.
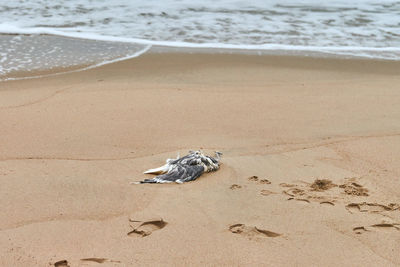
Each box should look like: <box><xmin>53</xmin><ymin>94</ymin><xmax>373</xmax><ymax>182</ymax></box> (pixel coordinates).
<box><xmin>143</xmin><ymin>152</ymin><xmax>196</xmax><ymax>175</ymax></box>
<box><xmin>140</xmin><ymin>164</ymin><xmax>205</xmax><ymax>184</ymax></box>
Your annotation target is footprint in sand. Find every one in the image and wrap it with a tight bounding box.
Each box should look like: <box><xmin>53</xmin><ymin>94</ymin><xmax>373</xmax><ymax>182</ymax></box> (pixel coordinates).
<box><xmin>320</xmin><ymin>201</ymin><xmax>335</xmax><ymax>206</ymax></box>
<box><xmin>282</xmin><ymin>179</ymin><xmax>336</xmax><ymax>196</ymax></box>
<box><xmin>260</xmin><ymin>189</ymin><xmax>277</xmax><ymax>196</ymax></box>
<box><xmin>127</xmin><ymin>217</ymin><xmax>167</xmax><ymax>237</ymax></box>
<box><xmin>371</xmin><ymin>223</ymin><xmax>400</xmax><ymax>231</ymax></box>
<box><xmin>281</xmin><ymin>184</ymin><xmax>309</xmax><ymax>203</ymax></box>
<box><xmin>282</xmin><ymin>187</ymin><xmax>306</xmax><ymax>197</ymax></box>
<box><xmin>81</xmin><ymin>258</ymin><xmax>121</xmax><ymax>264</ymax></box>
<box><xmin>54</xmin><ymin>260</ymin><xmax>70</xmax><ymax>267</ymax></box>
<box><xmin>287</xmin><ymin>197</ymin><xmax>310</xmax><ymax>203</ymax></box>
<box><xmin>279</xmin><ymin>183</ymin><xmax>295</xmax><ymax>188</ymax></box>
<box><xmin>353</xmin><ymin>223</ymin><xmax>400</xmax><ymax>234</ymax></box>
<box><xmin>339</xmin><ymin>181</ymin><xmax>369</xmax><ymax>196</ymax></box>
<box><xmin>353</xmin><ymin>226</ymin><xmax>368</xmax><ymax>234</ymax></box>
<box><xmin>346</xmin><ymin>202</ymin><xmax>399</xmax><ymax>214</ymax></box>
<box><xmin>280</xmin><ymin>180</ymin><xmax>337</xmax><ymax>205</ymax></box>
<box><xmin>229</xmin><ymin>224</ymin><xmax>281</xmax><ymax>239</ymax></box>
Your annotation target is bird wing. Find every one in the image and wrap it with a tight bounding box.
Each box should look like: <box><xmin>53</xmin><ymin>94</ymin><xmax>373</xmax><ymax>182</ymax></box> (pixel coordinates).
<box><xmin>140</xmin><ymin>164</ymin><xmax>205</xmax><ymax>184</ymax></box>
<box><xmin>143</xmin><ymin>153</ymin><xmax>195</xmax><ymax>174</ymax></box>
<box><xmin>143</xmin><ymin>163</ymin><xmax>171</xmax><ymax>175</ymax></box>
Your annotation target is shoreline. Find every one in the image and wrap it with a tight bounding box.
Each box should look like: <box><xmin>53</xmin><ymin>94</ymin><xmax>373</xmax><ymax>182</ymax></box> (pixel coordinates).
<box><xmin>2</xmin><ymin>33</ymin><xmax>400</xmax><ymax>81</ymax></box>
<box><xmin>1</xmin><ymin>52</ymin><xmax>400</xmax><ymax>266</ymax></box>
<box><xmin>2</xmin><ymin>48</ymin><xmax>400</xmax><ymax>83</ymax></box>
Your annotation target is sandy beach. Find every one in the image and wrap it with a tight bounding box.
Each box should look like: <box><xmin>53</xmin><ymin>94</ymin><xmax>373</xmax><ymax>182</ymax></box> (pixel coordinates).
<box><xmin>1</xmin><ymin>51</ymin><xmax>400</xmax><ymax>266</ymax></box>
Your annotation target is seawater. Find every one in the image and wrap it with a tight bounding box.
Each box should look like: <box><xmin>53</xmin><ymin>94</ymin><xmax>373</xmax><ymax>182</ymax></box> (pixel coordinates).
<box><xmin>0</xmin><ymin>0</ymin><xmax>399</xmax><ymax>79</ymax></box>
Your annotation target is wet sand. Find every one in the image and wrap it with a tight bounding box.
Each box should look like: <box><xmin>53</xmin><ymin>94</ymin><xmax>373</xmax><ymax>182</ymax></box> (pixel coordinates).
<box><xmin>1</xmin><ymin>52</ymin><xmax>400</xmax><ymax>266</ymax></box>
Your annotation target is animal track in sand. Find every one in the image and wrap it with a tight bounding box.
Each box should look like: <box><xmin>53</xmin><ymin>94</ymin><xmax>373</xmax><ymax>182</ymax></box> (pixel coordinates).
<box><xmin>346</xmin><ymin>202</ymin><xmax>399</xmax><ymax>214</ymax></box>
<box><xmin>248</xmin><ymin>176</ymin><xmax>259</xmax><ymax>182</ymax></box>
<box><xmin>127</xmin><ymin>217</ymin><xmax>167</xmax><ymax>237</ymax></box>
<box><xmin>259</xmin><ymin>179</ymin><xmax>271</xmax><ymax>184</ymax></box>
<box><xmin>230</xmin><ymin>184</ymin><xmax>242</xmax><ymax>190</ymax></box>
<box><xmin>248</xmin><ymin>176</ymin><xmax>271</xmax><ymax>184</ymax></box>
<box><xmin>229</xmin><ymin>224</ymin><xmax>281</xmax><ymax>239</ymax></box>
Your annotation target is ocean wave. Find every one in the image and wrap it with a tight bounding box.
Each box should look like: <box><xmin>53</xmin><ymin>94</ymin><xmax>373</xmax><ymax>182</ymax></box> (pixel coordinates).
<box><xmin>1</xmin><ymin>23</ymin><xmax>400</xmax><ymax>58</ymax></box>
<box><xmin>1</xmin><ymin>0</ymin><xmax>399</xmax><ymax>50</ymax></box>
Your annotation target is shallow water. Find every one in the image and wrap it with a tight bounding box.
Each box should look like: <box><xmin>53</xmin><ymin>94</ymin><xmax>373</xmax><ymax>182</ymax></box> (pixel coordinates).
<box><xmin>0</xmin><ymin>35</ymin><xmax>148</xmax><ymax>79</ymax></box>
<box><xmin>1</xmin><ymin>0</ymin><xmax>399</xmax><ymax>79</ymax></box>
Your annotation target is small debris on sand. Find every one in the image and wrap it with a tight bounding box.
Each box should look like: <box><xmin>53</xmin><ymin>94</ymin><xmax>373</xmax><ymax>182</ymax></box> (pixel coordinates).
<box><xmin>310</xmin><ymin>179</ymin><xmax>336</xmax><ymax>191</ymax></box>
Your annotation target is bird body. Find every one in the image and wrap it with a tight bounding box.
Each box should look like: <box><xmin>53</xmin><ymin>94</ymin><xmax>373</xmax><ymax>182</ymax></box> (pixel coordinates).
<box><xmin>135</xmin><ymin>150</ymin><xmax>222</xmax><ymax>184</ymax></box>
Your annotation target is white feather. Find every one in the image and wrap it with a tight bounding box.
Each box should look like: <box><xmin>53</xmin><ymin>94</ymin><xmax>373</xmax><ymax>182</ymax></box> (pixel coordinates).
<box><xmin>143</xmin><ymin>164</ymin><xmax>170</xmax><ymax>174</ymax></box>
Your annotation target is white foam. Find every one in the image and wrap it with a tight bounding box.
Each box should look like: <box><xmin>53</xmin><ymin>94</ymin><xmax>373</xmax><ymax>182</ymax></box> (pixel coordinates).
<box><xmin>0</xmin><ymin>0</ymin><xmax>399</xmax><ymax>57</ymax></box>
<box><xmin>1</xmin><ymin>23</ymin><xmax>400</xmax><ymax>58</ymax></box>
<box><xmin>1</xmin><ymin>44</ymin><xmax>151</xmax><ymax>82</ymax></box>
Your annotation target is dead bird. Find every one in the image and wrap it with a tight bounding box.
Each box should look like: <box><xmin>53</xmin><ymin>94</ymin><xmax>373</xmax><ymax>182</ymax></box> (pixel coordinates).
<box><xmin>132</xmin><ymin>150</ymin><xmax>222</xmax><ymax>184</ymax></box>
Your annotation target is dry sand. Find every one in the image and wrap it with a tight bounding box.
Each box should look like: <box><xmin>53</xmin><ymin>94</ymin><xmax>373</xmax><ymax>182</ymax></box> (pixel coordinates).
<box><xmin>1</xmin><ymin>52</ymin><xmax>400</xmax><ymax>266</ymax></box>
